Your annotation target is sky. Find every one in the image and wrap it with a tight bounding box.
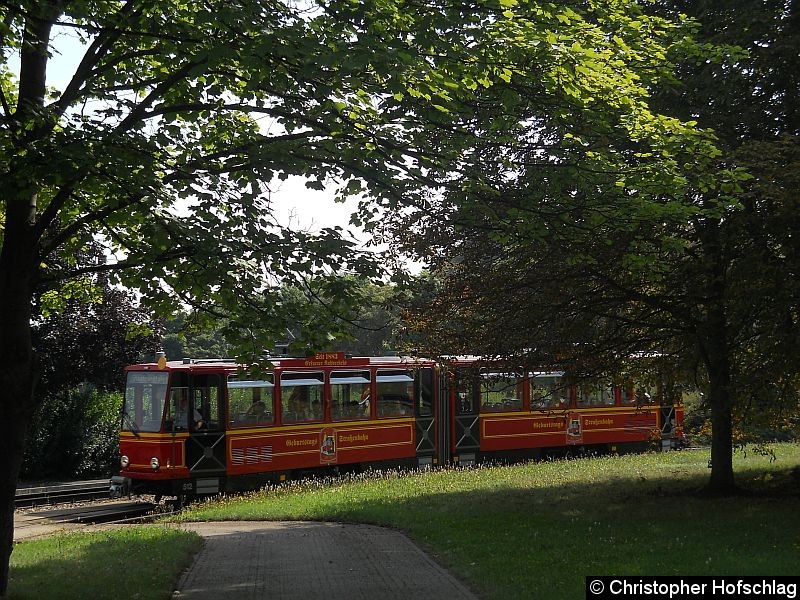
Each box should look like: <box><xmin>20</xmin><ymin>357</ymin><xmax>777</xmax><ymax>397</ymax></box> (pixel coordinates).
<box><xmin>26</xmin><ymin>27</ymin><xmax>383</xmax><ymax>248</ymax></box>
<box><xmin>266</xmin><ymin>177</ymin><xmax>364</xmax><ymax>239</ymax></box>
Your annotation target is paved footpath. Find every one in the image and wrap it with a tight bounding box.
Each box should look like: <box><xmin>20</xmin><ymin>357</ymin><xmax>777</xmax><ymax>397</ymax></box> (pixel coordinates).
<box><xmin>173</xmin><ymin>521</ymin><xmax>479</xmax><ymax>600</ymax></box>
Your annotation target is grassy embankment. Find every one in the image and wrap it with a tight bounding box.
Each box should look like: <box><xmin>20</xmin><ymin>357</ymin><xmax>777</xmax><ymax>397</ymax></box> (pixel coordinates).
<box><xmin>9</xmin><ymin>445</ymin><xmax>800</xmax><ymax>599</ymax></box>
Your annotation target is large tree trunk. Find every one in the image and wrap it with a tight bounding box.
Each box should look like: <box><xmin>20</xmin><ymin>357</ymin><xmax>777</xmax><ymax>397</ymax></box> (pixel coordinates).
<box><xmin>698</xmin><ymin>214</ymin><xmax>737</xmax><ymax>495</ymax></box>
<box><xmin>704</xmin><ymin>326</ymin><xmax>736</xmax><ymax>494</ymax></box>
<box><xmin>0</xmin><ymin>209</ymin><xmax>39</xmax><ymax>597</ymax></box>
<box><xmin>0</xmin><ymin>382</ymin><xmax>35</xmax><ymax>598</ymax></box>
<box><xmin>0</xmin><ymin>6</ymin><xmax>53</xmax><ymax>593</ymax></box>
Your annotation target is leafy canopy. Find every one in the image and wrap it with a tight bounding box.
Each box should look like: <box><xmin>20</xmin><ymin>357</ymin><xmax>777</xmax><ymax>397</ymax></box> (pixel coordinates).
<box><xmin>2</xmin><ymin>0</ymin><xmax>734</xmax><ymax>360</ymax></box>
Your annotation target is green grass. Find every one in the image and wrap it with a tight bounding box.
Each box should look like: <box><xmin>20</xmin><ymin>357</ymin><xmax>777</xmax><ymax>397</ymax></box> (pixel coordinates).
<box><xmin>8</xmin><ymin>446</ymin><xmax>800</xmax><ymax>600</ymax></box>
<box><xmin>8</xmin><ymin>526</ymin><xmax>202</xmax><ymax>600</ymax></box>
<box><xmin>174</xmin><ymin>446</ymin><xmax>800</xmax><ymax>600</ymax></box>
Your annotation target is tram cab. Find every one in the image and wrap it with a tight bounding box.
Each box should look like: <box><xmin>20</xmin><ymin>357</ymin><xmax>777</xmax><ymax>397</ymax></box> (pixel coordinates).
<box><xmin>110</xmin><ymin>360</ymin><xmax>229</xmax><ymax>500</ymax></box>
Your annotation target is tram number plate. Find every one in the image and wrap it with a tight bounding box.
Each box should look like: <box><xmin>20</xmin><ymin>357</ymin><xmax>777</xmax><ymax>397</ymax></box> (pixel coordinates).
<box><xmin>182</xmin><ymin>483</ymin><xmax>193</xmax><ymax>492</ymax></box>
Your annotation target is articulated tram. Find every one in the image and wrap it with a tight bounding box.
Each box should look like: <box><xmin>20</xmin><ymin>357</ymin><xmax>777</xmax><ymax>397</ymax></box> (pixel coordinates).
<box><xmin>111</xmin><ymin>352</ymin><xmax>684</xmax><ymax>501</ymax></box>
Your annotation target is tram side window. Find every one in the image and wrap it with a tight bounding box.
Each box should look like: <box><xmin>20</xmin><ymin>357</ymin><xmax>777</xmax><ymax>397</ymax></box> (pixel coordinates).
<box><xmin>228</xmin><ymin>376</ymin><xmax>275</xmax><ymax>427</ymax></box>
<box><xmin>480</xmin><ymin>374</ymin><xmax>523</xmax><ymax>412</ymax></box>
<box><xmin>578</xmin><ymin>383</ymin><xmax>615</xmax><ymax>406</ymax></box>
<box><xmin>123</xmin><ymin>371</ymin><xmax>169</xmax><ymax>432</ymax></box>
<box><xmin>455</xmin><ymin>369</ymin><xmax>479</xmax><ymax>415</ymax></box>
<box><xmin>417</xmin><ymin>367</ymin><xmax>434</xmax><ymax>417</ymax></box>
<box><xmin>530</xmin><ymin>374</ymin><xmax>568</xmax><ymax>410</ymax></box>
<box><xmin>166</xmin><ymin>385</ymin><xmax>191</xmax><ymax>429</ymax></box>
<box><xmin>376</xmin><ymin>369</ymin><xmax>414</xmax><ymax>418</ymax></box>
<box><xmin>281</xmin><ymin>371</ymin><xmax>324</xmax><ymax>423</ymax></box>
<box><xmin>330</xmin><ymin>370</ymin><xmax>371</xmax><ymax>421</ymax></box>
<box><xmin>635</xmin><ymin>385</ymin><xmax>659</xmax><ymax>405</ymax></box>
<box><xmin>192</xmin><ymin>374</ymin><xmax>222</xmax><ymax>430</ymax></box>
<box><xmin>165</xmin><ymin>372</ymin><xmax>190</xmax><ymax>430</ymax></box>
<box><xmin>620</xmin><ymin>382</ymin><xmax>636</xmax><ymax>406</ymax></box>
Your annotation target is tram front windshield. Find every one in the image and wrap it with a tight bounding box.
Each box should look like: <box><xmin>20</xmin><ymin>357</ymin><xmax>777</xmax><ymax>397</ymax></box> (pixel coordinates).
<box><xmin>123</xmin><ymin>371</ymin><xmax>169</xmax><ymax>432</ymax></box>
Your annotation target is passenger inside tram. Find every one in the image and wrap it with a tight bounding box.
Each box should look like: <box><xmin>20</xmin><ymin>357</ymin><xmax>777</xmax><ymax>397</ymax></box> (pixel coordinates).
<box><xmin>245</xmin><ymin>400</ymin><xmax>267</xmax><ymax>419</ymax></box>
<box><xmin>171</xmin><ymin>390</ymin><xmax>203</xmax><ymax>429</ymax></box>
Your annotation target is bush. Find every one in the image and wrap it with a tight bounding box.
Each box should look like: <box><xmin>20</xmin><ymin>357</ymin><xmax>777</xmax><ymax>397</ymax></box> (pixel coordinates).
<box><xmin>22</xmin><ymin>387</ymin><xmax>122</xmax><ymax>481</ymax></box>
<box><xmin>682</xmin><ymin>396</ymin><xmax>800</xmax><ymax>447</ymax></box>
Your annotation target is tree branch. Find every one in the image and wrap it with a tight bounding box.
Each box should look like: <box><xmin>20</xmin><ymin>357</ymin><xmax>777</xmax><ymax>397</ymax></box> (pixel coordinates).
<box><xmin>113</xmin><ymin>58</ymin><xmax>203</xmax><ymax>135</ymax></box>
<box><xmin>39</xmin><ymin>185</ymin><xmax>150</xmax><ymax>260</ymax></box>
<box><xmin>51</xmin><ymin>0</ymin><xmax>148</xmax><ymax>120</ymax></box>
<box><xmin>162</xmin><ymin>129</ymin><xmax>317</xmax><ymax>182</ymax></box>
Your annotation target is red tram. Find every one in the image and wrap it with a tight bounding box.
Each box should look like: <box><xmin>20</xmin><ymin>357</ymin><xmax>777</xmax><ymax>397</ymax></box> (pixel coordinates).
<box><xmin>110</xmin><ymin>352</ymin><xmax>685</xmax><ymax>500</ymax></box>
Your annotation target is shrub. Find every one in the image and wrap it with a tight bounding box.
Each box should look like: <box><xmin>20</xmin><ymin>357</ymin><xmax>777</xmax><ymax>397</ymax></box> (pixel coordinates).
<box><xmin>22</xmin><ymin>387</ymin><xmax>122</xmax><ymax>481</ymax></box>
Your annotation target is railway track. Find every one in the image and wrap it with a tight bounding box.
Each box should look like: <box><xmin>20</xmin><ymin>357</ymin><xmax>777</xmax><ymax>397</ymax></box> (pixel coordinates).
<box><xmin>14</xmin><ymin>480</ymin><xmax>169</xmax><ymax>541</ymax></box>
<box><xmin>15</xmin><ymin>479</ymin><xmax>113</xmax><ymax>508</ymax></box>
<box><xmin>14</xmin><ymin>499</ymin><xmax>162</xmax><ymax>541</ymax></box>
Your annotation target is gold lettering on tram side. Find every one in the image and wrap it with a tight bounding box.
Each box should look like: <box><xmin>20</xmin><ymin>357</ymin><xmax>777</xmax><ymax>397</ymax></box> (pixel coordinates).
<box><xmin>532</xmin><ymin>420</ymin><xmax>562</xmax><ymax>430</ymax></box>
<box><xmin>339</xmin><ymin>433</ymin><xmax>369</xmax><ymax>443</ymax></box>
<box><xmin>585</xmin><ymin>418</ymin><xmax>614</xmax><ymax>427</ymax></box>
<box><xmin>286</xmin><ymin>439</ymin><xmax>317</xmax><ymax>447</ymax></box>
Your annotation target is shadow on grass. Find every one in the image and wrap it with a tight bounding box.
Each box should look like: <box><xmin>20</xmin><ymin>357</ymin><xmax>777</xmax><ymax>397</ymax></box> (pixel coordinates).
<box><xmin>351</xmin><ymin>469</ymin><xmax>800</xmax><ymax>600</ymax></box>
<box><xmin>9</xmin><ymin>527</ymin><xmax>201</xmax><ymax>600</ymax></box>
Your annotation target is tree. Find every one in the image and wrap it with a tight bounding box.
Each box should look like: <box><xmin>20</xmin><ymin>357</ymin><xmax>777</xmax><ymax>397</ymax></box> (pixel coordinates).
<box><xmin>0</xmin><ymin>0</ymin><xmax>403</xmax><ymax>592</ymax></box>
<box><xmin>23</xmin><ymin>253</ymin><xmax>159</xmax><ymax>480</ymax></box>
<box><xmin>646</xmin><ymin>1</ymin><xmax>800</xmax><ymax>444</ymax></box>
<box><xmin>32</xmin><ymin>246</ymin><xmax>160</xmax><ymax>393</ymax></box>
<box><xmin>326</xmin><ymin>282</ymin><xmax>403</xmax><ymax>356</ymax></box>
<box><xmin>162</xmin><ymin>312</ymin><xmax>231</xmax><ymax>361</ymax></box>
<box><xmin>159</xmin><ymin>281</ymin><xmax>403</xmax><ymax>360</ymax></box>
<box><xmin>0</xmin><ymin>0</ymin><xmax>722</xmax><ymax>593</ymax></box>
<box><xmin>394</xmin><ymin>1</ymin><xmax>800</xmax><ymax>495</ymax></box>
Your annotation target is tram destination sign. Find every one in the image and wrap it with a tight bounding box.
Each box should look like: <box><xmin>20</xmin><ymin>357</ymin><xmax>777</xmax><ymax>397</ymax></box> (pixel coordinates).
<box><xmin>280</xmin><ymin>352</ymin><xmax>370</xmax><ymax>368</ymax></box>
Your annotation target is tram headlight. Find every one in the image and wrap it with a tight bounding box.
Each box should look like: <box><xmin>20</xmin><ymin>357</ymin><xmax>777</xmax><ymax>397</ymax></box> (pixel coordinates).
<box><xmin>150</xmin><ymin>457</ymin><xmax>160</xmax><ymax>471</ymax></box>
<box><xmin>120</xmin><ymin>455</ymin><xmax>130</xmax><ymax>468</ymax></box>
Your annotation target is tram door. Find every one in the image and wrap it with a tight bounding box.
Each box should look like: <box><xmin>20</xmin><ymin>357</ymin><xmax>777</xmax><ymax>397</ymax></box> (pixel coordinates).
<box><xmin>659</xmin><ymin>397</ymin><xmax>677</xmax><ymax>450</ymax></box>
<box><xmin>437</xmin><ymin>368</ymin><xmax>451</xmax><ymax>466</ymax></box>
<box><xmin>185</xmin><ymin>372</ymin><xmax>227</xmax><ymax>495</ymax></box>
<box><xmin>414</xmin><ymin>367</ymin><xmax>439</xmax><ymax>467</ymax></box>
<box><xmin>657</xmin><ymin>377</ymin><xmax>678</xmax><ymax>450</ymax></box>
<box><xmin>453</xmin><ymin>368</ymin><xmax>480</xmax><ymax>466</ymax></box>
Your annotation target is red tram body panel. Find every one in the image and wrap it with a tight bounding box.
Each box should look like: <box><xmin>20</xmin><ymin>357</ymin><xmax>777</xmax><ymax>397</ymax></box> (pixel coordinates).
<box><xmin>118</xmin><ymin>432</ymin><xmax>189</xmax><ymax>480</ymax></box>
<box><xmin>224</xmin><ymin>419</ymin><xmax>417</xmax><ymax>476</ymax></box>
<box><xmin>478</xmin><ymin>409</ymin><xmax>660</xmax><ymax>452</ymax></box>
<box><xmin>112</xmin><ymin>353</ymin><xmax>685</xmax><ymax>499</ymax></box>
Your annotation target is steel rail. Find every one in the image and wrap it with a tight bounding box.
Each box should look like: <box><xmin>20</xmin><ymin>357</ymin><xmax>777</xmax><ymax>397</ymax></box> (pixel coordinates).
<box><xmin>14</xmin><ymin>479</ymin><xmax>113</xmax><ymax>508</ymax></box>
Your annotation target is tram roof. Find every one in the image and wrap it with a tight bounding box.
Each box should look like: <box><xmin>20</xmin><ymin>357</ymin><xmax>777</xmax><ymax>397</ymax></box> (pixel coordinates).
<box><xmin>125</xmin><ymin>353</ymin><xmax>433</xmax><ymax>373</ymax></box>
